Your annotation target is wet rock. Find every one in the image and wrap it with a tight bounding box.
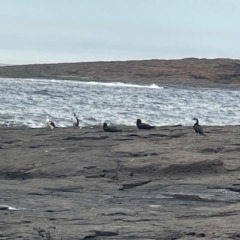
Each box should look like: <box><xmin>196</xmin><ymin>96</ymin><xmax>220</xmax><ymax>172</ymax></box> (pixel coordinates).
<box><xmin>0</xmin><ymin>125</ymin><xmax>240</xmax><ymax>239</ymax></box>
<box><xmin>0</xmin><ymin>206</ymin><xmax>9</xmax><ymax>210</ymax></box>
<box><xmin>228</xmin><ymin>187</ymin><xmax>240</xmax><ymax>192</ymax></box>
<box><xmin>95</xmin><ymin>229</ymin><xmax>119</xmax><ymax>236</ymax></box>
<box><xmin>120</xmin><ymin>179</ymin><xmax>152</xmax><ymax>190</ymax></box>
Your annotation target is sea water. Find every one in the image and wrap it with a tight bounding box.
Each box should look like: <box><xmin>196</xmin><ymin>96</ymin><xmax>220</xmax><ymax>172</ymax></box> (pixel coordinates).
<box><xmin>0</xmin><ymin>78</ymin><xmax>240</xmax><ymax>128</ymax></box>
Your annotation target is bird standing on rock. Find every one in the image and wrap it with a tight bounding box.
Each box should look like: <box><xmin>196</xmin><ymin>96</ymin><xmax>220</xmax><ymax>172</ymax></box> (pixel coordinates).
<box><xmin>72</xmin><ymin>113</ymin><xmax>79</xmax><ymax>126</ymax></box>
<box><xmin>103</xmin><ymin>122</ymin><xmax>122</xmax><ymax>132</ymax></box>
<box><xmin>46</xmin><ymin>115</ymin><xmax>57</xmax><ymax>130</ymax></box>
<box><xmin>193</xmin><ymin>117</ymin><xmax>206</xmax><ymax>136</ymax></box>
<box><xmin>135</xmin><ymin>119</ymin><xmax>155</xmax><ymax>130</ymax></box>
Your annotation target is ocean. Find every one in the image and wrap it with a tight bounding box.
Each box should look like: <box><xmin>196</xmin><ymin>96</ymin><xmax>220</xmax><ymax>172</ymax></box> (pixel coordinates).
<box><xmin>0</xmin><ymin>78</ymin><xmax>239</xmax><ymax>128</ymax></box>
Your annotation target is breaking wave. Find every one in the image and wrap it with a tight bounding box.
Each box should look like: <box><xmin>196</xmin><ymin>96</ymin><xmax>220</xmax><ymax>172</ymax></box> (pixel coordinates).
<box><xmin>0</xmin><ymin>78</ymin><xmax>240</xmax><ymax>128</ymax></box>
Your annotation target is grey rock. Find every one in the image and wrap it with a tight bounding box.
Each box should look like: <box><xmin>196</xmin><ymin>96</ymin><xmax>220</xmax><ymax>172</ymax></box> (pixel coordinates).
<box><xmin>0</xmin><ymin>125</ymin><xmax>240</xmax><ymax>239</ymax></box>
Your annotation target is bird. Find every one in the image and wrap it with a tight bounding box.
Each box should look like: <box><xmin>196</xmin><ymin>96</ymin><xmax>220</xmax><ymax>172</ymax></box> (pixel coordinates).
<box><xmin>135</xmin><ymin>119</ymin><xmax>155</xmax><ymax>130</ymax></box>
<box><xmin>103</xmin><ymin>122</ymin><xmax>122</xmax><ymax>132</ymax></box>
<box><xmin>46</xmin><ymin>115</ymin><xmax>57</xmax><ymax>130</ymax></box>
<box><xmin>193</xmin><ymin>117</ymin><xmax>206</xmax><ymax>136</ymax></box>
<box><xmin>71</xmin><ymin>113</ymin><xmax>79</xmax><ymax>126</ymax></box>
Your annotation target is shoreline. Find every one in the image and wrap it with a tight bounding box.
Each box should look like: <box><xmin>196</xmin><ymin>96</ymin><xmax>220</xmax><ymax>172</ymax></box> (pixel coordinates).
<box><xmin>2</xmin><ymin>74</ymin><xmax>240</xmax><ymax>91</ymax></box>
<box><xmin>1</xmin><ymin>58</ymin><xmax>240</xmax><ymax>89</ymax></box>
<box><xmin>0</xmin><ymin>123</ymin><xmax>239</xmax><ymax>131</ymax></box>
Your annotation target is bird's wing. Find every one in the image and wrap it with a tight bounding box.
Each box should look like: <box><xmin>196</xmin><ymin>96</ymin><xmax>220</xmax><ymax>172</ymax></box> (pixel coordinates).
<box><xmin>195</xmin><ymin>125</ymin><xmax>204</xmax><ymax>134</ymax></box>
<box><xmin>50</xmin><ymin>121</ymin><xmax>56</xmax><ymax>128</ymax></box>
<box><xmin>142</xmin><ymin>123</ymin><xmax>154</xmax><ymax>129</ymax></box>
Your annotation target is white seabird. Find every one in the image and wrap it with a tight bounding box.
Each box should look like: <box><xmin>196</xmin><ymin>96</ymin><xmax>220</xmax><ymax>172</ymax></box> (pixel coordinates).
<box><xmin>46</xmin><ymin>115</ymin><xmax>57</xmax><ymax>130</ymax></box>
<box><xmin>71</xmin><ymin>113</ymin><xmax>79</xmax><ymax>126</ymax></box>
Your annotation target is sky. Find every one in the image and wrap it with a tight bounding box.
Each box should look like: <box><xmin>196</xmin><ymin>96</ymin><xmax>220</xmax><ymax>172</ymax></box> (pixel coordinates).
<box><xmin>1</xmin><ymin>0</ymin><xmax>240</xmax><ymax>64</ymax></box>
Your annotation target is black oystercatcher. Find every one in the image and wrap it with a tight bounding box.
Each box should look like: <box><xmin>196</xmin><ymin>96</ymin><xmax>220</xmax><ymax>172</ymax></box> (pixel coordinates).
<box><xmin>193</xmin><ymin>117</ymin><xmax>206</xmax><ymax>136</ymax></box>
<box><xmin>135</xmin><ymin>119</ymin><xmax>155</xmax><ymax>130</ymax></box>
<box><xmin>103</xmin><ymin>122</ymin><xmax>122</xmax><ymax>132</ymax></box>
<box><xmin>46</xmin><ymin>115</ymin><xmax>57</xmax><ymax>130</ymax></box>
<box><xmin>71</xmin><ymin>113</ymin><xmax>79</xmax><ymax>126</ymax></box>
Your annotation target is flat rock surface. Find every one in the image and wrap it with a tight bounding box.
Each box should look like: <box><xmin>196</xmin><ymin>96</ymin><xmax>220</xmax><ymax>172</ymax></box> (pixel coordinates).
<box><xmin>1</xmin><ymin>58</ymin><xmax>240</xmax><ymax>88</ymax></box>
<box><xmin>1</xmin><ymin>125</ymin><xmax>240</xmax><ymax>239</ymax></box>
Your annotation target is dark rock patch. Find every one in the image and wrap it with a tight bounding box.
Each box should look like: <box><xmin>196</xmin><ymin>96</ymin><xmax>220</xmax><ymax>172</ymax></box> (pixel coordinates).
<box><xmin>119</xmin><ymin>179</ymin><xmax>152</xmax><ymax>190</ymax></box>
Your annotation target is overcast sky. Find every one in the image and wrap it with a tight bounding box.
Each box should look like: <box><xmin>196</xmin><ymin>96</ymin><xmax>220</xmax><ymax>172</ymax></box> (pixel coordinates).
<box><xmin>1</xmin><ymin>0</ymin><xmax>240</xmax><ymax>64</ymax></box>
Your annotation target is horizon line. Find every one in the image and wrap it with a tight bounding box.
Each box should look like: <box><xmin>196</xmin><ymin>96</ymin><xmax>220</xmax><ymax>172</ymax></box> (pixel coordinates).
<box><xmin>1</xmin><ymin>57</ymin><xmax>240</xmax><ymax>66</ymax></box>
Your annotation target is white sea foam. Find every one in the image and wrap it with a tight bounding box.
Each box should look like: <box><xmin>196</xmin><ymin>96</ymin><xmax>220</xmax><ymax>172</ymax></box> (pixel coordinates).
<box><xmin>17</xmin><ymin>78</ymin><xmax>162</xmax><ymax>89</ymax></box>
<box><xmin>76</xmin><ymin>81</ymin><xmax>162</xmax><ymax>89</ymax></box>
<box><xmin>1</xmin><ymin>78</ymin><xmax>240</xmax><ymax>128</ymax></box>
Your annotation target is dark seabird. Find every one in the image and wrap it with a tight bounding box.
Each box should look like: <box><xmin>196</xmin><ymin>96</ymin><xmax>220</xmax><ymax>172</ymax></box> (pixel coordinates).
<box><xmin>193</xmin><ymin>117</ymin><xmax>206</xmax><ymax>136</ymax></box>
<box><xmin>72</xmin><ymin>113</ymin><xmax>79</xmax><ymax>126</ymax></box>
<box><xmin>46</xmin><ymin>115</ymin><xmax>57</xmax><ymax>130</ymax></box>
<box><xmin>103</xmin><ymin>122</ymin><xmax>122</xmax><ymax>132</ymax></box>
<box><xmin>136</xmin><ymin>119</ymin><xmax>155</xmax><ymax>130</ymax></box>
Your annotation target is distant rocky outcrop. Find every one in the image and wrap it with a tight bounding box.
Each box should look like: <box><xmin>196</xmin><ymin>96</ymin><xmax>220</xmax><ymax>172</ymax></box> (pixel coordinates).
<box><xmin>1</xmin><ymin>58</ymin><xmax>240</xmax><ymax>87</ymax></box>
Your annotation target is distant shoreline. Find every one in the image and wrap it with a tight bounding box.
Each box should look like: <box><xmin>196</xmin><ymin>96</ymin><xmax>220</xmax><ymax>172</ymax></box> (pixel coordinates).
<box><xmin>1</xmin><ymin>58</ymin><xmax>240</xmax><ymax>89</ymax></box>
